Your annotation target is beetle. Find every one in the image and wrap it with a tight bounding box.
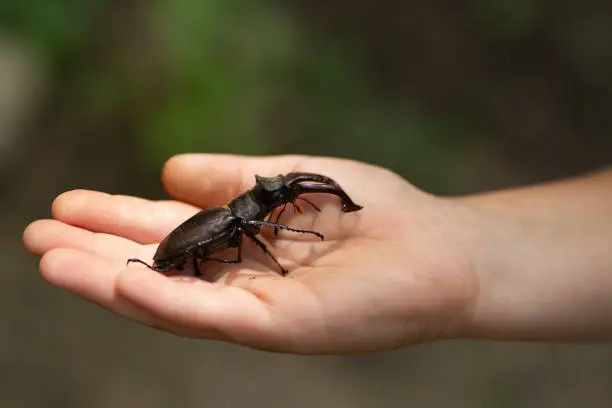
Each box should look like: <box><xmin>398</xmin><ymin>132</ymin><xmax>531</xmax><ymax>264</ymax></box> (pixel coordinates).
<box><xmin>126</xmin><ymin>172</ymin><xmax>363</xmax><ymax>277</ymax></box>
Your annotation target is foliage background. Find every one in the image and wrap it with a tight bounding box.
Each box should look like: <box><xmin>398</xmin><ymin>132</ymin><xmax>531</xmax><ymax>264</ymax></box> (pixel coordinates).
<box><xmin>1</xmin><ymin>1</ymin><xmax>611</xmax><ymax>407</ymax></box>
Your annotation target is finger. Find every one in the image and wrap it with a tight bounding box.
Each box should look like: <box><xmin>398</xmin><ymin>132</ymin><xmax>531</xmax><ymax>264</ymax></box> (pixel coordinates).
<box><xmin>162</xmin><ymin>153</ymin><xmax>374</xmax><ymax>214</ymax></box>
<box><xmin>161</xmin><ymin>154</ymin><xmax>308</xmax><ymax>208</ymax></box>
<box><xmin>52</xmin><ymin>190</ymin><xmax>199</xmax><ymax>244</ymax></box>
<box><xmin>116</xmin><ymin>266</ymin><xmax>278</xmax><ymax>344</ymax></box>
<box><xmin>39</xmin><ymin>248</ymin><xmax>198</xmax><ymax>336</ymax></box>
<box><xmin>24</xmin><ymin>219</ymin><xmax>153</xmax><ymax>262</ymax></box>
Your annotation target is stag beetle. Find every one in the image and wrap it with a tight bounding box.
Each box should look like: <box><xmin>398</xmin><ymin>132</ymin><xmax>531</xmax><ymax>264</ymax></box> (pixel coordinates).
<box><xmin>127</xmin><ymin>172</ymin><xmax>363</xmax><ymax>277</ymax></box>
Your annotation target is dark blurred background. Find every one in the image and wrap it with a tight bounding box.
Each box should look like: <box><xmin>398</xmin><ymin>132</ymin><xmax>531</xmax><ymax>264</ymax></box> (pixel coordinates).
<box><xmin>2</xmin><ymin>1</ymin><xmax>612</xmax><ymax>407</ymax></box>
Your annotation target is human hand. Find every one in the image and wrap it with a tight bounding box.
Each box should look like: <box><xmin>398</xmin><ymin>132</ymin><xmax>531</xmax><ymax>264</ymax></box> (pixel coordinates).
<box><xmin>23</xmin><ymin>154</ymin><xmax>477</xmax><ymax>354</ymax></box>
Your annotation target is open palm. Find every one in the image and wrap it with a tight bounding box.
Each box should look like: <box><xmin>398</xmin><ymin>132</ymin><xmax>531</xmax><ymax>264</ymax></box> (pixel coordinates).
<box><xmin>23</xmin><ymin>154</ymin><xmax>477</xmax><ymax>354</ymax></box>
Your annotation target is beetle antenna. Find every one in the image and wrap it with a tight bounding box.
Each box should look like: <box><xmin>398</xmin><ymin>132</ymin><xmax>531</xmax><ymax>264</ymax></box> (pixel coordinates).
<box><xmin>246</xmin><ymin>220</ymin><xmax>324</xmax><ymax>240</ymax></box>
<box><xmin>126</xmin><ymin>258</ymin><xmax>155</xmax><ymax>270</ymax></box>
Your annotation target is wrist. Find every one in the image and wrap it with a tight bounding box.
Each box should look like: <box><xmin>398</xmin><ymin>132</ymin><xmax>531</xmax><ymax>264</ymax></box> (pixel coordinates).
<box><xmin>450</xmin><ymin>190</ymin><xmax>612</xmax><ymax>342</ymax></box>
<box><xmin>449</xmin><ymin>196</ymin><xmax>533</xmax><ymax>340</ymax></box>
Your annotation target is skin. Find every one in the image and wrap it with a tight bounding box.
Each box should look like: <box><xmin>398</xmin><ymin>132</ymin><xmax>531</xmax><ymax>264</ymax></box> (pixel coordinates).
<box><xmin>22</xmin><ymin>154</ymin><xmax>612</xmax><ymax>354</ymax></box>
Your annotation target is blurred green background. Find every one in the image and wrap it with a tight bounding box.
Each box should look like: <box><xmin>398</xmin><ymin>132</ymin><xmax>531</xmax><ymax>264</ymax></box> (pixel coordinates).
<box><xmin>2</xmin><ymin>1</ymin><xmax>612</xmax><ymax>407</ymax></box>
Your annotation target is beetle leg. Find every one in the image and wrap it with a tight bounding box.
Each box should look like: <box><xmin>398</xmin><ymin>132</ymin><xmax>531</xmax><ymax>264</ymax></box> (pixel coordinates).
<box><xmin>297</xmin><ymin>197</ymin><xmax>322</xmax><ymax>212</ymax></box>
<box><xmin>202</xmin><ymin>235</ymin><xmax>243</xmax><ymax>264</ymax></box>
<box><xmin>204</xmin><ymin>257</ymin><xmax>242</xmax><ymax>264</ymax></box>
<box><xmin>274</xmin><ymin>204</ymin><xmax>288</xmax><ymax>223</ymax></box>
<box><xmin>246</xmin><ymin>233</ymin><xmax>287</xmax><ymax>276</ymax></box>
<box><xmin>292</xmin><ymin>202</ymin><xmax>304</xmax><ymax>215</ymax></box>
<box><xmin>272</xmin><ymin>204</ymin><xmax>288</xmax><ymax>235</ymax></box>
<box><xmin>274</xmin><ymin>200</ymin><xmax>319</xmax><ymax>236</ymax></box>
<box><xmin>265</xmin><ymin>211</ymin><xmax>274</xmax><ymax>222</ymax></box>
<box><xmin>203</xmin><ymin>249</ymin><xmax>243</xmax><ymax>264</ymax></box>
<box><xmin>245</xmin><ymin>220</ymin><xmax>324</xmax><ymax>240</ymax></box>
<box><xmin>235</xmin><ymin>240</ymin><xmax>243</xmax><ymax>263</ymax></box>
<box><xmin>193</xmin><ymin>257</ymin><xmax>201</xmax><ymax>277</ymax></box>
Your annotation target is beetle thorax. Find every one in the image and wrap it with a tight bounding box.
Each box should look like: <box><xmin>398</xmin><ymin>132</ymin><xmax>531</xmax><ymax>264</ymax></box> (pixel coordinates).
<box><xmin>228</xmin><ymin>191</ymin><xmax>268</xmax><ymax>220</ymax></box>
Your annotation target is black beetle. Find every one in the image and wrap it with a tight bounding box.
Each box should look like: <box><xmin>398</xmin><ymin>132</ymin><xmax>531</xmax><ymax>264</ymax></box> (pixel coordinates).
<box><xmin>127</xmin><ymin>172</ymin><xmax>363</xmax><ymax>276</ymax></box>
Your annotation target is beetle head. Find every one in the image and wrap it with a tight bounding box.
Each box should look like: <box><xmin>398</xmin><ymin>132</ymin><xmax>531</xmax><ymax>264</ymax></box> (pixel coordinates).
<box><xmin>254</xmin><ymin>174</ymin><xmax>285</xmax><ymax>192</ymax></box>
<box><xmin>252</xmin><ymin>172</ymin><xmax>363</xmax><ymax>213</ymax></box>
<box><xmin>252</xmin><ymin>174</ymin><xmax>296</xmax><ymax>207</ymax></box>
